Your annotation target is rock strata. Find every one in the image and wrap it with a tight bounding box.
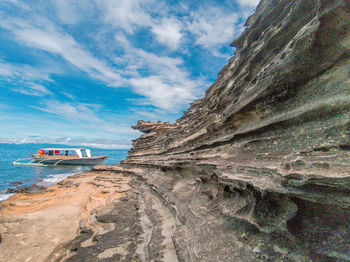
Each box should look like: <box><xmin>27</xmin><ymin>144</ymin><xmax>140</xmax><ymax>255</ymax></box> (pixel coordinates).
<box><xmin>122</xmin><ymin>0</ymin><xmax>350</xmax><ymax>261</ymax></box>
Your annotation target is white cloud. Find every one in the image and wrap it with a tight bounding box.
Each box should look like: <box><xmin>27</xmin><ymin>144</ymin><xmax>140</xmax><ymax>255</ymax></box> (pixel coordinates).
<box><xmin>31</xmin><ymin>99</ymin><xmax>139</xmax><ymax>135</ymax></box>
<box><xmin>54</xmin><ymin>0</ymin><xmax>95</xmax><ymax>25</ymax></box>
<box><xmin>0</xmin><ymin>18</ymin><xmax>123</xmax><ymax>87</ymax></box>
<box><xmin>97</xmin><ymin>0</ymin><xmax>183</xmax><ymax>49</ymax></box>
<box><xmin>61</xmin><ymin>91</ymin><xmax>75</xmax><ymax>100</ymax></box>
<box><xmin>32</xmin><ymin>100</ymin><xmax>101</xmax><ymax>122</ymax></box>
<box><xmin>13</xmin><ymin>83</ymin><xmax>52</xmax><ymax>97</ymax></box>
<box><xmin>0</xmin><ymin>62</ymin><xmax>13</xmax><ymax>77</ymax></box>
<box><xmin>135</xmin><ymin>50</ymin><xmax>184</xmax><ymax>80</ymax></box>
<box><xmin>0</xmin><ymin>61</ymin><xmax>55</xmax><ymax>97</ymax></box>
<box><xmin>1</xmin><ymin>0</ymin><xmax>19</xmax><ymax>5</ymax></box>
<box><xmin>0</xmin><ymin>0</ymin><xmax>255</xmax><ymax>114</ymax></box>
<box><xmin>151</xmin><ymin>17</ymin><xmax>183</xmax><ymax>49</ymax></box>
<box><xmin>95</xmin><ymin>0</ymin><xmax>152</xmax><ymax>33</ymax></box>
<box><xmin>236</xmin><ymin>0</ymin><xmax>260</xmax><ymax>7</ymax></box>
<box><xmin>132</xmin><ymin>108</ymin><xmax>166</xmax><ymax>120</ymax></box>
<box><xmin>17</xmin><ymin>28</ymin><xmax>123</xmax><ymax>85</ymax></box>
<box><xmin>114</xmin><ymin>33</ymin><xmax>132</xmax><ymax>51</ymax></box>
<box><xmin>132</xmin><ymin>50</ymin><xmax>206</xmax><ymax>111</ymax></box>
<box><xmin>0</xmin><ymin>136</ymin><xmax>132</xmax><ymax>149</ymax></box>
<box><xmin>54</xmin><ymin>0</ymin><xmax>82</xmax><ymax>24</ymax></box>
<box><xmin>129</xmin><ymin>75</ymin><xmax>199</xmax><ymax>111</ymax></box>
<box><xmin>0</xmin><ymin>61</ymin><xmax>54</xmax><ymax>82</ymax></box>
<box><xmin>114</xmin><ymin>44</ymin><xmax>206</xmax><ymax>111</ymax></box>
<box><xmin>1</xmin><ymin>16</ymin><xmax>203</xmax><ymax>112</ymax></box>
<box><xmin>187</xmin><ymin>7</ymin><xmax>239</xmax><ymax>50</ymax></box>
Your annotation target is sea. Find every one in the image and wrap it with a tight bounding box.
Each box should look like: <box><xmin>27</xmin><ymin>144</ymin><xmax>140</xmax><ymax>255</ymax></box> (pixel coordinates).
<box><xmin>0</xmin><ymin>143</ymin><xmax>129</xmax><ymax>201</ymax></box>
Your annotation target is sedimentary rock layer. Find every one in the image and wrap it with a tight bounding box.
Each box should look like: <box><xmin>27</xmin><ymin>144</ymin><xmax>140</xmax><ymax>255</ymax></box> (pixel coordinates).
<box><xmin>122</xmin><ymin>0</ymin><xmax>350</xmax><ymax>260</ymax></box>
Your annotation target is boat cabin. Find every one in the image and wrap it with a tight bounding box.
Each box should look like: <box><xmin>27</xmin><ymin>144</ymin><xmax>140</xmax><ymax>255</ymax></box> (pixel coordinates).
<box><xmin>37</xmin><ymin>148</ymin><xmax>92</xmax><ymax>158</ymax></box>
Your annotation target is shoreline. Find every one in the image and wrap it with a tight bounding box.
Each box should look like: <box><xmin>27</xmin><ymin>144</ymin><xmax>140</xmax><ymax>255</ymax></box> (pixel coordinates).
<box><xmin>0</xmin><ymin>164</ymin><xmax>179</xmax><ymax>261</ymax></box>
<box><xmin>0</xmin><ymin>173</ymin><xmax>78</xmax><ymax>202</ymax></box>
<box><xmin>0</xmin><ymin>166</ymin><xmax>95</xmax><ymax>202</ymax></box>
<box><xmin>0</xmin><ymin>165</ymin><xmax>134</xmax><ymax>261</ymax></box>
<box><xmin>0</xmin><ymin>193</ymin><xmax>15</xmax><ymax>202</ymax></box>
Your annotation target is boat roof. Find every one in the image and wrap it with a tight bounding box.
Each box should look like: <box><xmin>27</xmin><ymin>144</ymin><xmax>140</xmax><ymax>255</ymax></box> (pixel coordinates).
<box><xmin>40</xmin><ymin>148</ymin><xmax>89</xmax><ymax>151</ymax></box>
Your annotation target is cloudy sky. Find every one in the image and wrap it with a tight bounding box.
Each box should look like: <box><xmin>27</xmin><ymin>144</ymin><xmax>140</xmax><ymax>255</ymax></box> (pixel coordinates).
<box><xmin>0</xmin><ymin>0</ymin><xmax>259</xmax><ymax>148</ymax></box>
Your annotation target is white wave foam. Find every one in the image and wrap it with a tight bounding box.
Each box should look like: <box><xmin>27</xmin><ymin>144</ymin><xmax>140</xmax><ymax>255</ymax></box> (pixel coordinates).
<box><xmin>40</xmin><ymin>173</ymin><xmax>76</xmax><ymax>186</ymax></box>
<box><xmin>0</xmin><ymin>193</ymin><xmax>14</xmax><ymax>202</ymax></box>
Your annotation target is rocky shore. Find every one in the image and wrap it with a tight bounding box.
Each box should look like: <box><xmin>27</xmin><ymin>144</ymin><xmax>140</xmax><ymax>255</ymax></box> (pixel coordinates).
<box><xmin>0</xmin><ymin>0</ymin><xmax>349</xmax><ymax>261</ymax></box>
<box><xmin>0</xmin><ymin>166</ymin><xmax>180</xmax><ymax>261</ymax></box>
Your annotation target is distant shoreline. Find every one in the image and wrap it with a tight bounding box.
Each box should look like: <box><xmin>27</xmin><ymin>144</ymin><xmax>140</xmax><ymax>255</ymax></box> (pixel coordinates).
<box><xmin>0</xmin><ymin>142</ymin><xmax>131</xmax><ymax>150</ymax></box>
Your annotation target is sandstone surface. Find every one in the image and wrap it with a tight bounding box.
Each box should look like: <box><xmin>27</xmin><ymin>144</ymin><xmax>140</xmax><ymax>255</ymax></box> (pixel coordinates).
<box><xmin>0</xmin><ymin>0</ymin><xmax>349</xmax><ymax>261</ymax></box>
<box><xmin>0</xmin><ymin>171</ymin><xmax>132</xmax><ymax>261</ymax></box>
<box><xmin>122</xmin><ymin>0</ymin><xmax>350</xmax><ymax>260</ymax></box>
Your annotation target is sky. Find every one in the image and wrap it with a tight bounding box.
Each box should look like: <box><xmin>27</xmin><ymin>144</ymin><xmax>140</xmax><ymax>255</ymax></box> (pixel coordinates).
<box><xmin>0</xmin><ymin>0</ymin><xmax>259</xmax><ymax>149</ymax></box>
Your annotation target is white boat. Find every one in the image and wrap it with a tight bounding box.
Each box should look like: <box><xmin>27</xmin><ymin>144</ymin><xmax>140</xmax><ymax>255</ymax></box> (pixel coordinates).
<box><xmin>13</xmin><ymin>148</ymin><xmax>108</xmax><ymax>166</ymax></box>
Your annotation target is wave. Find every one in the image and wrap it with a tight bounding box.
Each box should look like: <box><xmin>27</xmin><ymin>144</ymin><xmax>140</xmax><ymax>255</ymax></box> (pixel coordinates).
<box><xmin>0</xmin><ymin>193</ymin><xmax>14</xmax><ymax>202</ymax></box>
<box><xmin>39</xmin><ymin>173</ymin><xmax>76</xmax><ymax>186</ymax></box>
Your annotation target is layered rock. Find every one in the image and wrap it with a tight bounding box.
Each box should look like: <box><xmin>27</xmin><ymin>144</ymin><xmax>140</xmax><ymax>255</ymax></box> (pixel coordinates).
<box><xmin>122</xmin><ymin>0</ymin><xmax>350</xmax><ymax>260</ymax></box>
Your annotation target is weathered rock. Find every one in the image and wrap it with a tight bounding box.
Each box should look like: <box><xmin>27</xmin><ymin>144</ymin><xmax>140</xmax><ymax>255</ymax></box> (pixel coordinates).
<box><xmin>92</xmin><ymin>164</ymin><xmax>125</xmax><ymax>173</ymax></box>
<box><xmin>9</xmin><ymin>181</ymin><xmax>22</xmax><ymax>186</ymax></box>
<box><xmin>122</xmin><ymin>0</ymin><xmax>350</xmax><ymax>261</ymax></box>
<box><xmin>132</xmin><ymin>120</ymin><xmax>176</xmax><ymax>134</ymax></box>
<box><xmin>5</xmin><ymin>185</ymin><xmax>48</xmax><ymax>194</ymax></box>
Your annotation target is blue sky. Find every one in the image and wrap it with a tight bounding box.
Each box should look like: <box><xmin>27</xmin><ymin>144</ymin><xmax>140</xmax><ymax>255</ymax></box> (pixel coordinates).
<box><xmin>0</xmin><ymin>0</ymin><xmax>258</xmax><ymax>148</ymax></box>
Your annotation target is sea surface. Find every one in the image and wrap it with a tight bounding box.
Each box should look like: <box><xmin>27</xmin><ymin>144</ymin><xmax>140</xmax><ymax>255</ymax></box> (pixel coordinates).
<box><xmin>0</xmin><ymin>143</ymin><xmax>129</xmax><ymax>201</ymax></box>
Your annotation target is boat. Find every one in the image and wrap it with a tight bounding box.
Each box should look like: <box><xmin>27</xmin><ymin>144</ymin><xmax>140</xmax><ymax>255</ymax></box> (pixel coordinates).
<box><xmin>13</xmin><ymin>148</ymin><xmax>108</xmax><ymax>166</ymax></box>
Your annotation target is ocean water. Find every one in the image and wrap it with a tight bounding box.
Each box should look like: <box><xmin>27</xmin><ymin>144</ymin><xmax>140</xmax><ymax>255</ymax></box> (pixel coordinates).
<box><xmin>0</xmin><ymin>143</ymin><xmax>129</xmax><ymax>201</ymax></box>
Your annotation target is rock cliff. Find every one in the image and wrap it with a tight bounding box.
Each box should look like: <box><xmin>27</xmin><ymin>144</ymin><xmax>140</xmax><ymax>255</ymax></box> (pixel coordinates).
<box><xmin>0</xmin><ymin>0</ymin><xmax>349</xmax><ymax>261</ymax></box>
<box><xmin>121</xmin><ymin>0</ymin><xmax>350</xmax><ymax>260</ymax></box>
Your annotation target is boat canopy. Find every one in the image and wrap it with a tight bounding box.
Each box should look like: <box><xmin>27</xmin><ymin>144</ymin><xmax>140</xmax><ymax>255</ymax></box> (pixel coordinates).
<box><xmin>39</xmin><ymin>148</ymin><xmax>92</xmax><ymax>158</ymax></box>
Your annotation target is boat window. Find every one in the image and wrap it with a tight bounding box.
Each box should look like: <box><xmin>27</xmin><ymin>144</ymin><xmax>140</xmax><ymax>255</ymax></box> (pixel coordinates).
<box><xmin>48</xmin><ymin>151</ymin><xmax>53</xmax><ymax>156</ymax></box>
<box><xmin>81</xmin><ymin>150</ymin><xmax>87</xmax><ymax>157</ymax></box>
<box><xmin>65</xmin><ymin>151</ymin><xmax>68</xmax><ymax>156</ymax></box>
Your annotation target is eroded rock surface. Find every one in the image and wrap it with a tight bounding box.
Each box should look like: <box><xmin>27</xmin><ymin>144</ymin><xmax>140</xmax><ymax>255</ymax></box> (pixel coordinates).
<box><xmin>0</xmin><ymin>169</ymin><xmax>180</xmax><ymax>262</ymax></box>
<box><xmin>122</xmin><ymin>0</ymin><xmax>350</xmax><ymax>261</ymax></box>
<box><xmin>60</xmin><ymin>176</ymin><xmax>178</xmax><ymax>262</ymax></box>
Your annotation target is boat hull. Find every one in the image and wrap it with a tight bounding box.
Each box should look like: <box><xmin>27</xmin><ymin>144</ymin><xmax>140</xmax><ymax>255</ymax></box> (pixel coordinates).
<box><xmin>32</xmin><ymin>156</ymin><xmax>107</xmax><ymax>165</ymax></box>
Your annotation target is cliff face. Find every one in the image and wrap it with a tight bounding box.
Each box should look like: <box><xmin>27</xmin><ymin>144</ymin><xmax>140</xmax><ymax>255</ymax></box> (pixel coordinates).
<box><xmin>122</xmin><ymin>0</ymin><xmax>350</xmax><ymax>261</ymax></box>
